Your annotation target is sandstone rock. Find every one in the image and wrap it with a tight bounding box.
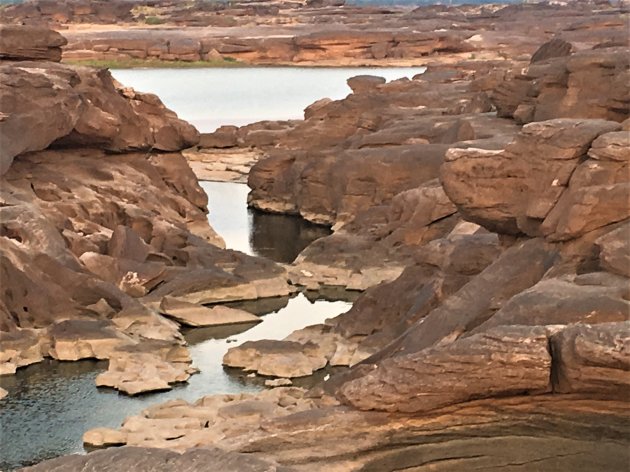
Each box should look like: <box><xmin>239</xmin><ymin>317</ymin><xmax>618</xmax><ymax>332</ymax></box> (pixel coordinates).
<box><xmin>265</xmin><ymin>378</ymin><xmax>293</xmax><ymax>387</ymax></box>
<box><xmin>441</xmin><ymin>118</ymin><xmax>623</xmax><ymax>237</ymax></box>
<box><xmin>47</xmin><ymin>319</ymin><xmax>134</xmax><ymax>361</ymax></box>
<box><xmin>184</xmin><ymin>148</ymin><xmax>262</xmax><ymax>183</ymax></box>
<box><xmin>159</xmin><ymin>297</ymin><xmax>260</xmax><ymax>327</ymax></box>
<box><xmin>346</xmin><ymin>75</ymin><xmax>385</xmax><ymax>94</ymax></box>
<box><xmin>530</xmin><ymin>37</ymin><xmax>573</xmax><ymax>64</ymax></box>
<box><xmin>473</xmin><ymin>276</ymin><xmax>630</xmax><ymax>332</ymax></box>
<box><xmin>199</xmin><ymin>126</ymin><xmax>239</xmax><ymax>149</ymax></box>
<box><xmin>551</xmin><ymin>322</ymin><xmax>630</xmax><ymax>395</ymax></box>
<box><xmin>290</xmin><ymin>180</ymin><xmax>459</xmax><ymax>290</ymax></box>
<box><xmin>23</xmin><ymin>446</ymin><xmax>297</xmax><ymax>472</ymax></box>
<box><xmin>0</xmin><ymin>25</ymin><xmax>66</xmax><ymax>61</ymax></box>
<box><xmin>337</xmin><ymin>325</ymin><xmax>553</xmax><ymax>413</ymax></box>
<box><xmin>223</xmin><ymin>340</ymin><xmax>328</xmax><ymax>378</ymax></box>
<box><xmin>82</xmin><ymin>428</ymin><xmax>127</xmax><ymax>448</ymax></box>
<box><xmin>596</xmin><ymin>223</ymin><xmax>630</xmax><ymax>277</ymax></box>
<box><xmin>96</xmin><ymin>342</ymin><xmax>197</xmax><ymax>395</ymax></box>
<box><xmin>494</xmin><ymin>47</ymin><xmax>630</xmax><ymax>123</ymax></box>
<box><xmin>82</xmin><ymin>387</ymin><xmax>326</xmax><ymax>451</ymax></box>
<box><xmin>0</xmin><ymin>57</ymin><xmax>199</xmax><ymax>175</ymax></box>
<box><xmin>0</xmin><ymin>329</ymin><xmax>46</xmax><ymax>375</ymax></box>
<box><xmin>0</xmin><ymin>387</ymin><xmax>7</xmax><ymax>399</ymax></box>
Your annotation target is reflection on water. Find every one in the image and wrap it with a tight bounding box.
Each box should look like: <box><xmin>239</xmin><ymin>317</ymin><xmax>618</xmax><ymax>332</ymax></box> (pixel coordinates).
<box><xmin>0</xmin><ymin>180</ymin><xmax>352</xmax><ymax>470</ymax></box>
<box><xmin>0</xmin><ymin>294</ymin><xmax>351</xmax><ymax>470</ymax></box>
<box><xmin>200</xmin><ymin>180</ymin><xmax>330</xmax><ymax>263</ymax></box>
<box><xmin>111</xmin><ymin>67</ymin><xmax>426</xmax><ymax>132</ymax></box>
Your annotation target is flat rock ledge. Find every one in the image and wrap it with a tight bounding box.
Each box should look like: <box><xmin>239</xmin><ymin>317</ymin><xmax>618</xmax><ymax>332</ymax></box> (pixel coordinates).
<box><xmin>83</xmin><ymin>387</ymin><xmax>337</xmax><ymax>450</ymax></box>
<box><xmin>83</xmin><ymin>322</ymin><xmax>630</xmax><ymax>455</ymax></box>
<box><xmin>21</xmin><ymin>446</ymin><xmax>296</xmax><ymax>472</ymax></box>
<box><xmin>184</xmin><ymin>148</ymin><xmax>263</xmax><ymax>183</ymax></box>
<box><xmin>223</xmin><ymin>324</ymin><xmax>372</xmax><ymax>378</ymax></box>
<box><xmin>159</xmin><ymin>297</ymin><xmax>261</xmax><ymax>328</ymax></box>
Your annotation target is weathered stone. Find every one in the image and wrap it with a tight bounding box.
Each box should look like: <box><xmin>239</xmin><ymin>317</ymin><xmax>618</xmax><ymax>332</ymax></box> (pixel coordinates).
<box><xmin>473</xmin><ymin>276</ymin><xmax>630</xmax><ymax>332</ymax></box>
<box><xmin>223</xmin><ymin>340</ymin><xmax>328</xmax><ymax>378</ymax></box>
<box><xmin>23</xmin><ymin>446</ymin><xmax>297</xmax><ymax>472</ymax></box>
<box><xmin>441</xmin><ymin>119</ymin><xmax>623</xmax><ymax>237</ymax></box>
<box><xmin>596</xmin><ymin>223</ymin><xmax>630</xmax><ymax>277</ymax></box>
<box><xmin>337</xmin><ymin>326</ymin><xmax>552</xmax><ymax>413</ymax></box>
<box><xmin>0</xmin><ymin>25</ymin><xmax>66</xmax><ymax>61</ymax></box>
<box><xmin>159</xmin><ymin>297</ymin><xmax>260</xmax><ymax>327</ymax></box>
<box><xmin>530</xmin><ymin>37</ymin><xmax>572</xmax><ymax>64</ymax></box>
<box><xmin>346</xmin><ymin>75</ymin><xmax>386</xmax><ymax>94</ymax></box>
<box><xmin>96</xmin><ymin>342</ymin><xmax>197</xmax><ymax>396</ymax></box>
<box><xmin>494</xmin><ymin>47</ymin><xmax>630</xmax><ymax>123</ymax></box>
<box><xmin>551</xmin><ymin>322</ymin><xmax>630</xmax><ymax>395</ymax></box>
<box><xmin>47</xmin><ymin>319</ymin><xmax>134</xmax><ymax>361</ymax></box>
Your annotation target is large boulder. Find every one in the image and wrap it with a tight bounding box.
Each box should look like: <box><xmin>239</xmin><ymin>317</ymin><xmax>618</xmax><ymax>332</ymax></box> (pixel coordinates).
<box><xmin>0</xmin><ymin>25</ymin><xmax>66</xmax><ymax>62</ymax></box>
<box><xmin>0</xmin><ymin>60</ymin><xmax>199</xmax><ymax>175</ymax></box>
<box><xmin>441</xmin><ymin>119</ymin><xmax>625</xmax><ymax>238</ymax></box>
<box><xmin>337</xmin><ymin>325</ymin><xmax>553</xmax><ymax>413</ymax></box>
<box><xmin>494</xmin><ymin>47</ymin><xmax>630</xmax><ymax>123</ymax></box>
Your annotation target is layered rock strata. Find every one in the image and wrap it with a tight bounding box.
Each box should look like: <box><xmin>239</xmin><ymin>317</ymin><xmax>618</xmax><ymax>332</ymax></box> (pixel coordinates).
<box><xmin>0</xmin><ymin>27</ymin><xmax>293</xmax><ymax>395</ymax></box>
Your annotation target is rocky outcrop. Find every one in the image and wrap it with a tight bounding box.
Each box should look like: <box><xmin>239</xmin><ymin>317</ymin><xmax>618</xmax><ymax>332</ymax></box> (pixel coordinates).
<box><xmin>493</xmin><ymin>47</ymin><xmax>630</xmax><ymax>123</ymax></box>
<box><xmin>3</xmin><ymin>0</ymin><xmax>625</xmax><ymax>67</ymax></box>
<box><xmin>0</xmin><ymin>27</ymin><xmax>294</xmax><ymax>395</ymax></box>
<box><xmin>246</xmin><ymin>71</ymin><xmax>514</xmax><ymax>227</ymax></box>
<box><xmin>22</xmin><ymin>446</ymin><xmax>296</xmax><ymax>472</ymax></box>
<box><xmin>441</xmin><ymin>119</ymin><xmax>625</xmax><ymax>238</ymax></box>
<box><xmin>0</xmin><ymin>25</ymin><xmax>66</xmax><ymax>62</ymax></box>
<box><xmin>338</xmin><ymin>325</ymin><xmax>554</xmax><ymax>413</ymax></box>
<box><xmin>0</xmin><ymin>60</ymin><xmax>199</xmax><ymax>175</ymax></box>
<box><xmin>159</xmin><ymin>297</ymin><xmax>260</xmax><ymax>327</ymax></box>
<box><xmin>82</xmin><ymin>387</ymin><xmax>333</xmax><ymax>450</ymax></box>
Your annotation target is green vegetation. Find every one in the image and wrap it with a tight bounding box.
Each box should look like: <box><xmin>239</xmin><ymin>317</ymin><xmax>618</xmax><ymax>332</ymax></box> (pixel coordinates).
<box><xmin>62</xmin><ymin>57</ymin><xmax>247</xmax><ymax>69</ymax></box>
<box><xmin>144</xmin><ymin>16</ymin><xmax>166</xmax><ymax>25</ymax></box>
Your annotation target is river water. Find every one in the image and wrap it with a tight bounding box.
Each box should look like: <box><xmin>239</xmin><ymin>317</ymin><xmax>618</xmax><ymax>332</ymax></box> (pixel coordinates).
<box><xmin>112</xmin><ymin>67</ymin><xmax>425</xmax><ymax>132</ymax></box>
<box><xmin>0</xmin><ymin>181</ymin><xmax>351</xmax><ymax>470</ymax></box>
<box><xmin>0</xmin><ymin>66</ymin><xmax>423</xmax><ymax>470</ymax></box>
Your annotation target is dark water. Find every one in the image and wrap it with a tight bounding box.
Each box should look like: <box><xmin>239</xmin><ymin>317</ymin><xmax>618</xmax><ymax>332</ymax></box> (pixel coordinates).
<box><xmin>0</xmin><ymin>182</ymin><xmax>351</xmax><ymax>470</ymax></box>
<box><xmin>201</xmin><ymin>181</ymin><xmax>331</xmax><ymax>263</ymax></box>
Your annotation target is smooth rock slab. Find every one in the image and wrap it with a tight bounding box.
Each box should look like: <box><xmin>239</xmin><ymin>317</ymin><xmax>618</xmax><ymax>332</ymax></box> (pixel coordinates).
<box><xmin>223</xmin><ymin>340</ymin><xmax>328</xmax><ymax>378</ymax></box>
<box><xmin>338</xmin><ymin>325</ymin><xmax>553</xmax><ymax>413</ymax></box>
<box><xmin>159</xmin><ymin>296</ymin><xmax>260</xmax><ymax>327</ymax></box>
<box><xmin>47</xmin><ymin>319</ymin><xmax>134</xmax><ymax>361</ymax></box>
<box><xmin>96</xmin><ymin>342</ymin><xmax>196</xmax><ymax>396</ymax></box>
<box><xmin>21</xmin><ymin>446</ymin><xmax>296</xmax><ymax>472</ymax></box>
<box><xmin>551</xmin><ymin>321</ymin><xmax>630</xmax><ymax>395</ymax></box>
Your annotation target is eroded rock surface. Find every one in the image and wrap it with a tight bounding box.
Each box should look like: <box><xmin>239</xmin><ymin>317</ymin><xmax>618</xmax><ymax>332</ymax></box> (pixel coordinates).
<box><xmin>0</xmin><ymin>26</ymin><xmax>293</xmax><ymax>395</ymax></box>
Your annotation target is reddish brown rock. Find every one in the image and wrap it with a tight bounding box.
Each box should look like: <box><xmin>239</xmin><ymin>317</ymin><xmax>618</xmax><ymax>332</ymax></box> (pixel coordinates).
<box><xmin>551</xmin><ymin>322</ymin><xmax>630</xmax><ymax>395</ymax></box>
<box><xmin>441</xmin><ymin>119</ymin><xmax>623</xmax><ymax>238</ymax></box>
<box><xmin>0</xmin><ymin>60</ymin><xmax>199</xmax><ymax>175</ymax></box>
<box><xmin>337</xmin><ymin>325</ymin><xmax>553</xmax><ymax>413</ymax></box>
<box><xmin>0</xmin><ymin>25</ymin><xmax>66</xmax><ymax>62</ymax></box>
<box><xmin>494</xmin><ymin>47</ymin><xmax>630</xmax><ymax>123</ymax></box>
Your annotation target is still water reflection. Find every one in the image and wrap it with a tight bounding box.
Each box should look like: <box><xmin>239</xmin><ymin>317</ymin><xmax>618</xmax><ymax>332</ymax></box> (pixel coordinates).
<box><xmin>0</xmin><ymin>182</ymin><xmax>351</xmax><ymax>470</ymax></box>
<box><xmin>201</xmin><ymin>180</ymin><xmax>331</xmax><ymax>263</ymax></box>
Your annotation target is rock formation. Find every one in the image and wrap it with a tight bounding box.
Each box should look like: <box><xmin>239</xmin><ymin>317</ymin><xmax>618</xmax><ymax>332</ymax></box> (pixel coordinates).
<box><xmin>0</xmin><ymin>26</ymin><xmax>293</xmax><ymax>395</ymax></box>
<box><xmin>4</xmin><ymin>4</ymin><xmax>630</xmax><ymax>471</ymax></box>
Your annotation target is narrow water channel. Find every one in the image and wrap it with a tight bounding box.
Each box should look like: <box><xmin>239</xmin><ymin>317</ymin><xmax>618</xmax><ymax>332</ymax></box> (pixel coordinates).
<box><xmin>1</xmin><ymin>66</ymin><xmax>423</xmax><ymax>470</ymax></box>
<box><xmin>0</xmin><ymin>182</ymin><xmax>352</xmax><ymax>471</ymax></box>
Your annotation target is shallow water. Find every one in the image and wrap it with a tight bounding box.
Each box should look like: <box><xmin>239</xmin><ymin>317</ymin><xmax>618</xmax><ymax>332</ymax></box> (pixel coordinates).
<box><xmin>201</xmin><ymin>180</ymin><xmax>331</xmax><ymax>262</ymax></box>
<box><xmin>0</xmin><ymin>182</ymin><xmax>352</xmax><ymax>470</ymax></box>
<box><xmin>111</xmin><ymin>67</ymin><xmax>425</xmax><ymax>132</ymax></box>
